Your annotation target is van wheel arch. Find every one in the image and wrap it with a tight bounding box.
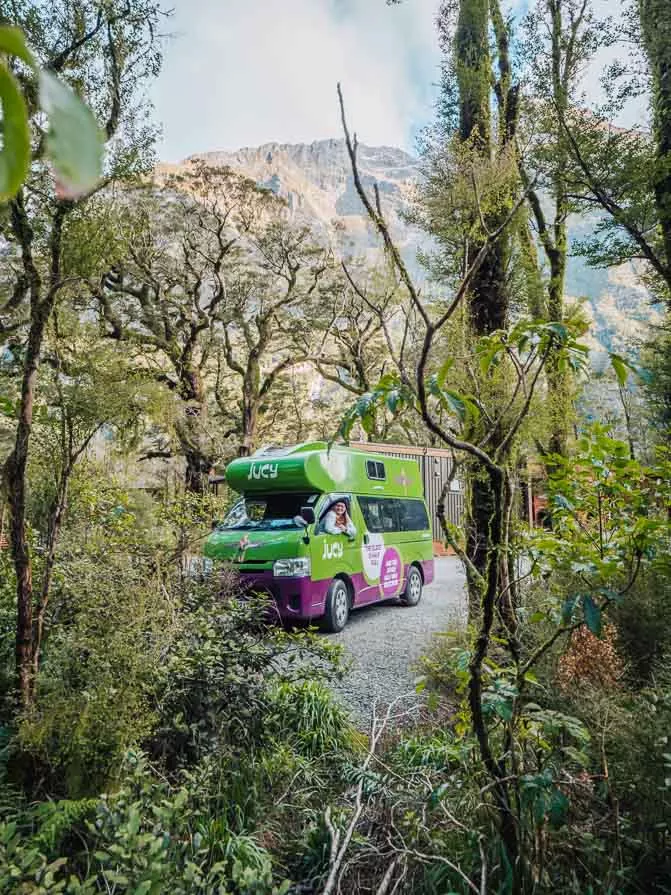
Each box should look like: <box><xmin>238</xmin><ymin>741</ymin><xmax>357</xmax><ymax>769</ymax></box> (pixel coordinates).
<box><xmin>411</xmin><ymin>561</ymin><xmax>425</xmax><ymax>584</ymax></box>
<box><xmin>335</xmin><ymin>573</ymin><xmax>355</xmax><ymax>607</ymax></box>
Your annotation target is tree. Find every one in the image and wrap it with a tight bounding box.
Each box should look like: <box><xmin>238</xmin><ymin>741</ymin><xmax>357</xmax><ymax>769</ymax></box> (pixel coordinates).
<box><xmin>415</xmin><ymin>0</ymin><xmax>522</xmax><ymax>608</ymax></box>
<box><xmin>1</xmin><ymin>0</ymin><xmax>163</xmax><ymax>706</ymax></box>
<box><xmin>302</xmin><ymin>263</ymin><xmax>403</xmax><ymax>441</ymax></box>
<box><xmin>557</xmin><ymin>0</ymin><xmax>670</xmax><ymax>299</ymax></box>
<box><xmin>28</xmin><ymin>312</ymin><xmax>152</xmax><ymax>678</ymax></box>
<box><xmin>640</xmin><ymin>0</ymin><xmax>671</xmax><ymax>278</ymax></box>
<box><xmin>517</xmin><ymin>0</ymin><xmax>608</xmax><ymax>455</ymax></box>
<box><xmin>93</xmin><ymin>163</ymin><xmax>275</xmax><ymax>491</ymax></box>
<box><xmin>213</xmin><ymin>219</ymin><xmax>330</xmax><ymax>457</ymax></box>
<box><xmin>337</xmin><ymin>84</ymin><xmax>589</xmax><ymax>881</ymax></box>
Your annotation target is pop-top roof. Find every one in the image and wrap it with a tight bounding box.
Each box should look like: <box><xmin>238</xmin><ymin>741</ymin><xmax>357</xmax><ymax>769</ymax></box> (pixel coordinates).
<box><xmin>225</xmin><ymin>442</ymin><xmax>423</xmax><ymax>498</ymax></box>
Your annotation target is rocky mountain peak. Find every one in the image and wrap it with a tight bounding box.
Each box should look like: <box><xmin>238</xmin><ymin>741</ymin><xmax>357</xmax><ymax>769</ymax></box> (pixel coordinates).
<box><xmin>166</xmin><ymin>139</ymin><xmax>659</xmax><ymax>359</ymax></box>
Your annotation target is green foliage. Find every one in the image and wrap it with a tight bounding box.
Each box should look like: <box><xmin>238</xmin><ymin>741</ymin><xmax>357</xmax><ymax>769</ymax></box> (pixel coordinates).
<box><xmin>0</xmin><ymin>24</ymin><xmax>102</xmax><ymax>200</ymax></box>
<box><xmin>613</xmin><ymin>559</ymin><xmax>671</xmax><ymax>683</ymax></box>
<box><xmin>339</xmin><ymin>318</ymin><xmax>590</xmax><ymax>448</ymax></box>
<box><xmin>266</xmin><ymin>680</ymin><xmax>355</xmax><ymax>759</ymax></box>
<box><xmin>0</xmin><ymin>752</ymin><xmax>292</xmax><ymax>894</ymax></box>
<box><xmin>527</xmin><ymin>425</ymin><xmax>671</xmax><ymax>626</ymax></box>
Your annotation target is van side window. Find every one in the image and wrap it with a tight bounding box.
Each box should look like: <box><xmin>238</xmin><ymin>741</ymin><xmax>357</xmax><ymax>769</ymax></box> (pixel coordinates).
<box><xmin>366</xmin><ymin>460</ymin><xmax>386</xmax><ymax>481</ymax></box>
<box><xmin>396</xmin><ymin>498</ymin><xmax>430</xmax><ymax>532</ymax></box>
<box><xmin>358</xmin><ymin>497</ymin><xmax>429</xmax><ymax>533</ymax></box>
<box><xmin>358</xmin><ymin>496</ymin><xmax>397</xmax><ymax>532</ymax></box>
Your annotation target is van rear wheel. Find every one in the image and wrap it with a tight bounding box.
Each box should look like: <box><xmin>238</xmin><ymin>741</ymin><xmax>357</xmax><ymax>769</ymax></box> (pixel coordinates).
<box><xmin>400</xmin><ymin>566</ymin><xmax>422</xmax><ymax>607</ymax></box>
<box><xmin>322</xmin><ymin>578</ymin><xmax>350</xmax><ymax>633</ymax></box>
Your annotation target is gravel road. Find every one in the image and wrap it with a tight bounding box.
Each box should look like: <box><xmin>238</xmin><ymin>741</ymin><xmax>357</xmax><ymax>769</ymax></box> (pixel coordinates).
<box><xmin>327</xmin><ymin>557</ymin><xmax>467</xmax><ymax>728</ymax></box>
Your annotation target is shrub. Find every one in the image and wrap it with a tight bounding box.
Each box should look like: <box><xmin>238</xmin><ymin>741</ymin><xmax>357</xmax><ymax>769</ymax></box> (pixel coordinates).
<box><xmin>612</xmin><ymin>560</ymin><xmax>671</xmax><ymax>684</ymax></box>
<box><xmin>0</xmin><ymin>751</ymin><xmax>293</xmax><ymax>894</ymax></box>
<box><xmin>266</xmin><ymin>680</ymin><xmax>356</xmax><ymax>758</ymax></box>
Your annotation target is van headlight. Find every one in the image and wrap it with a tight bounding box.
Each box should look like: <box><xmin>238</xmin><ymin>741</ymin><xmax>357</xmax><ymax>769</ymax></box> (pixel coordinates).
<box><xmin>273</xmin><ymin>558</ymin><xmax>311</xmax><ymax>578</ymax></box>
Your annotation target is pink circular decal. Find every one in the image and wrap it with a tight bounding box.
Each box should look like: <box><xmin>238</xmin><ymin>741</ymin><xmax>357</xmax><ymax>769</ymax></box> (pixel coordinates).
<box><xmin>380</xmin><ymin>547</ymin><xmax>402</xmax><ymax>597</ymax></box>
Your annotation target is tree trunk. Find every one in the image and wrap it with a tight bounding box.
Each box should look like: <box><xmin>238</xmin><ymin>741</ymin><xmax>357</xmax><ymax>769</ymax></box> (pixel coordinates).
<box><xmin>545</xmin><ymin>0</ymin><xmax>571</xmax><ymax>456</ymax></box>
<box><xmin>640</xmin><ymin>0</ymin><xmax>671</xmax><ymax>271</ymax></box>
<box><xmin>239</xmin><ymin>399</ymin><xmax>258</xmax><ymax>457</ymax></box>
<box><xmin>174</xmin><ymin>415</ymin><xmax>212</xmax><ymax>494</ymax></box>
<box><xmin>239</xmin><ymin>360</ymin><xmax>261</xmax><ymax>457</ymax></box>
<box><xmin>455</xmin><ymin>0</ymin><xmax>492</xmax><ymax>150</ymax></box>
<box><xmin>32</xmin><ymin>472</ymin><xmax>69</xmax><ymax>679</ymax></box>
<box><xmin>6</xmin><ymin>197</ymin><xmax>68</xmax><ymax>706</ymax></box>
<box><xmin>467</xmin><ymin>464</ymin><xmax>520</xmax><ymax>882</ymax></box>
<box><xmin>546</xmin><ymin>240</ymin><xmax>569</xmax><ymax>456</ymax></box>
<box><xmin>6</xmin><ymin>295</ymin><xmax>52</xmax><ymax>707</ymax></box>
<box><xmin>454</xmin><ymin>0</ymin><xmax>518</xmax><ymax>621</ymax></box>
<box><xmin>177</xmin><ymin>369</ymin><xmax>212</xmax><ymax>493</ymax></box>
<box><xmin>183</xmin><ymin>448</ymin><xmax>211</xmax><ymax>494</ymax></box>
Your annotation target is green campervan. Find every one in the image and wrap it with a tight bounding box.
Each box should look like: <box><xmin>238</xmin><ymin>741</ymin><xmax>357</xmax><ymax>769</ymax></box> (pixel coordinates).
<box><xmin>203</xmin><ymin>442</ymin><xmax>435</xmax><ymax>632</ymax></box>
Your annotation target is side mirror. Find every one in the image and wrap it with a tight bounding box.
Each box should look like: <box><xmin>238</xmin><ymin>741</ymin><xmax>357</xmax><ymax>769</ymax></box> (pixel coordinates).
<box><xmin>300</xmin><ymin>506</ymin><xmax>316</xmax><ymax>525</ymax></box>
<box><xmin>211</xmin><ymin>519</ymin><xmax>220</xmax><ymax>530</ymax></box>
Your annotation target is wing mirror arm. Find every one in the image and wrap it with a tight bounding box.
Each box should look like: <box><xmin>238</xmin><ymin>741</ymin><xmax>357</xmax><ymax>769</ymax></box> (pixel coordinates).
<box><xmin>299</xmin><ymin>506</ymin><xmax>316</xmax><ymax>544</ymax></box>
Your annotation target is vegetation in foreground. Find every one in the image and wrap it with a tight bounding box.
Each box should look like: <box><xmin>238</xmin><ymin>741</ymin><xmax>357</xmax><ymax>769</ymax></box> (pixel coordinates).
<box><xmin>1</xmin><ymin>0</ymin><xmax>671</xmax><ymax>892</ymax></box>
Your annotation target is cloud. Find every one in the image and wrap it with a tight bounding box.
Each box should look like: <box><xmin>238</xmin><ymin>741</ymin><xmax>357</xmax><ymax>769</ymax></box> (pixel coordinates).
<box><xmin>150</xmin><ymin>0</ymin><xmax>638</xmax><ymax>162</ymax></box>
<box><xmin>151</xmin><ymin>0</ymin><xmax>441</xmax><ymax>162</ymax></box>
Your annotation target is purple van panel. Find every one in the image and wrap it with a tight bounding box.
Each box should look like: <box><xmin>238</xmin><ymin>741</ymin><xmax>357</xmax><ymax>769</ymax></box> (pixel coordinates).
<box><xmin>237</xmin><ymin>558</ymin><xmax>434</xmax><ymax>623</ymax></box>
<box><xmin>422</xmin><ymin>558</ymin><xmax>435</xmax><ymax>585</ymax></box>
<box><xmin>236</xmin><ymin>570</ymin><xmax>327</xmax><ymax>622</ymax></box>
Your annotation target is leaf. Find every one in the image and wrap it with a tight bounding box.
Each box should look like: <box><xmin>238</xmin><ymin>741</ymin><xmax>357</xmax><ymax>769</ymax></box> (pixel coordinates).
<box><xmin>0</xmin><ymin>25</ymin><xmax>35</xmax><ymax>65</ymax></box>
<box><xmin>548</xmin><ymin>788</ymin><xmax>569</xmax><ymax>828</ymax></box>
<box><xmin>0</xmin><ymin>61</ymin><xmax>31</xmax><ymax>200</ymax></box>
<box><xmin>436</xmin><ymin>356</ymin><xmax>454</xmax><ymax>389</ymax></box>
<box><xmin>414</xmin><ymin>676</ymin><xmax>427</xmax><ymax>693</ymax></box>
<box><xmin>636</xmin><ymin>366</ymin><xmax>654</xmax><ymax>385</ymax></box>
<box><xmin>478</xmin><ymin>343</ymin><xmax>501</xmax><ymax>375</ymax></box>
<box><xmin>443</xmin><ymin>389</ymin><xmax>467</xmax><ymax>421</ymax></box>
<box><xmin>39</xmin><ymin>69</ymin><xmax>103</xmax><ymax>197</ymax></box>
<box><xmin>545</xmin><ymin>322</ymin><xmax>569</xmax><ymax>342</ymax></box>
<box><xmin>429</xmin><ymin>782</ymin><xmax>449</xmax><ymax>808</ymax></box>
<box><xmin>132</xmin><ymin>882</ymin><xmax>153</xmax><ymax>895</ymax></box>
<box><xmin>553</xmin><ymin>494</ymin><xmax>574</xmax><ymax>511</ymax></box>
<box><xmin>385</xmin><ymin>388</ymin><xmax>402</xmax><ymax>413</ymax></box>
<box><xmin>561</xmin><ymin>597</ymin><xmax>577</xmax><ymax>625</ymax></box>
<box><xmin>583</xmin><ymin>594</ymin><xmax>602</xmax><ymax>638</ymax></box>
<box><xmin>609</xmin><ymin>353</ymin><xmax>629</xmax><ymax>387</ymax></box>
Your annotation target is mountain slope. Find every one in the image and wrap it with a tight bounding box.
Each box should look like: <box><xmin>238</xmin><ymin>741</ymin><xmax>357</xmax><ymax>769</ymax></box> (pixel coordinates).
<box><xmin>168</xmin><ymin>138</ymin><xmax>660</xmax><ymax>360</ymax></box>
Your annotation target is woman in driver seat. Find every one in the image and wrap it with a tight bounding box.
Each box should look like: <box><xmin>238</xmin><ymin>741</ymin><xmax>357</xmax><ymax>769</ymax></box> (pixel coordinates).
<box><xmin>323</xmin><ymin>499</ymin><xmax>357</xmax><ymax>537</ymax></box>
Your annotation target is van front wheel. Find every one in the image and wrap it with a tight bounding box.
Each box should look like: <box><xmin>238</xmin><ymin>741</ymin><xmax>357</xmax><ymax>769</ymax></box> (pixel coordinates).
<box><xmin>400</xmin><ymin>566</ymin><xmax>422</xmax><ymax>607</ymax></box>
<box><xmin>322</xmin><ymin>579</ymin><xmax>350</xmax><ymax>633</ymax></box>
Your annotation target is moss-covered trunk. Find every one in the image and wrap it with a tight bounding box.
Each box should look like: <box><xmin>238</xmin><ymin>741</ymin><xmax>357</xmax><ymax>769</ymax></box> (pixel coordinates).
<box><xmin>455</xmin><ymin>0</ymin><xmax>515</xmax><ymax>614</ymax></box>
<box><xmin>640</xmin><ymin>0</ymin><xmax>671</xmax><ymax>271</ymax></box>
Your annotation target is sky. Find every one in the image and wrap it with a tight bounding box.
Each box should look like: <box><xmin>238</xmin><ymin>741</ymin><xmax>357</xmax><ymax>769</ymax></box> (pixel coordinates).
<box><xmin>151</xmin><ymin>0</ymin><xmax>443</xmax><ymax>162</ymax></box>
<box><xmin>150</xmin><ymin>0</ymin><xmax>633</xmax><ymax>164</ymax></box>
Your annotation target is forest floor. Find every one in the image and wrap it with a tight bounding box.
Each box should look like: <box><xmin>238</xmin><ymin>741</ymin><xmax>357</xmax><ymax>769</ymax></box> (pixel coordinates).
<box><xmin>327</xmin><ymin>557</ymin><xmax>467</xmax><ymax>728</ymax></box>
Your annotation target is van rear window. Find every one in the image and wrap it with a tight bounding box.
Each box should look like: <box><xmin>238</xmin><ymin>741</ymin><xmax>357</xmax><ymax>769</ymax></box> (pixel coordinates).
<box><xmin>358</xmin><ymin>497</ymin><xmax>429</xmax><ymax>533</ymax></box>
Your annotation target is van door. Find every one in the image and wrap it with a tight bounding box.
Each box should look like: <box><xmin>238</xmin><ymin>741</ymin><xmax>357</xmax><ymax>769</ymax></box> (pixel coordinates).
<box><xmin>356</xmin><ymin>495</ymin><xmax>405</xmax><ymax>604</ymax></box>
<box><xmin>312</xmin><ymin>493</ymin><xmax>362</xmax><ymax>596</ymax></box>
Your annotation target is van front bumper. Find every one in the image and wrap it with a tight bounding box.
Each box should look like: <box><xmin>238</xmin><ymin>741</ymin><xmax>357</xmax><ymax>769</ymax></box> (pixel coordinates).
<box><xmin>238</xmin><ymin>571</ymin><xmax>328</xmax><ymax>622</ymax></box>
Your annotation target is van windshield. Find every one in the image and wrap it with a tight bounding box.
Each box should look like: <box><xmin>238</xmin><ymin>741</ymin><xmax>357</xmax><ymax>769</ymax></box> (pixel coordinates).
<box><xmin>219</xmin><ymin>493</ymin><xmax>319</xmax><ymax>531</ymax></box>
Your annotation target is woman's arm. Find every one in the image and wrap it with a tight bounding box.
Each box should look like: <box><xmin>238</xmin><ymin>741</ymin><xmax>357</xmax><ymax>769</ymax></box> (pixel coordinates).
<box><xmin>323</xmin><ymin>511</ymin><xmax>340</xmax><ymax>535</ymax></box>
<box><xmin>344</xmin><ymin>515</ymin><xmax>357</xmax><ymax>537</ymax></box>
